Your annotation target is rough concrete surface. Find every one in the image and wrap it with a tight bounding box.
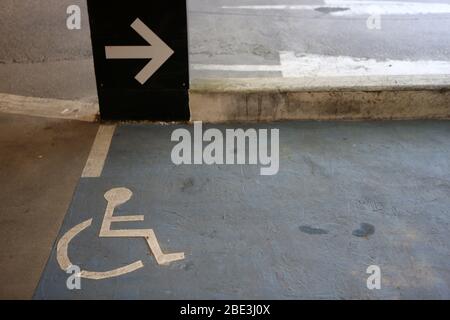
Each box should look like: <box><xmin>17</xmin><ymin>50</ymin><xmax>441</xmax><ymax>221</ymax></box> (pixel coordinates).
<box><xmin>1</xmin><ymin>0</ymin><xmax>450</xmax><ymax>100</ymax></box>
<box><xmin>188</xmin><ymin>0</ymin><xmax>450</xmax><ymax>79</ymax></box>
<box><xmin>0</xmin><ymin>59</ymin><xmax>97</xmax><ymax>103</ymax></box>
<box><xmin>191</xmin><ymin>75</ymin><xmax>450</xmax><ymax>93</ymax></box>
<box><xmin>0</xmin><ymin>113</ymin><xmax>98</xmax><ymax>299</ymax></box>
<box><xmin>35</xmin><ymin>121</ymin><xmax>450</xmax><ymax>299</ymax></box>
<box><xmin>190</xmin><ymin>77</ymin><xmax>450</xmax><ymax>122</ymax></box>
<box><xmin>0</xmin><ymin>0</ymin><xmax>97</xmax><ymax>102</ymax></box>
<box><xmin>0</xmin><ymin>93</ymin><xmax>98</xmax><ymax>122</ymax></box>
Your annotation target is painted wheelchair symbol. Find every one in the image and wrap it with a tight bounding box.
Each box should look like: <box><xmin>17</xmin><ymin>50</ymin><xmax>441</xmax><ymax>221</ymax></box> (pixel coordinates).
<box><xmin>57</xmin><ymin>188</ymin><xmax>185</xmax><ymax>280</ymax></box>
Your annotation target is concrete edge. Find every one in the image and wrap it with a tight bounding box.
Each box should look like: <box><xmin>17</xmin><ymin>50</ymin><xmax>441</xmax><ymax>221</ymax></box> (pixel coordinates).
<box><xmin>190</xmin><ymin>75</ymin><xmax>450</xmax><ymax>93</ymax></box>
<box><xmin>189</xmin><ymin>75</ymin><xmax>450</xmax><ymax>122</ymax></box>
<box><xmin>0</xmin><ymin>93</ymin><xmax>99</xmax><ymax>122</ymax></box>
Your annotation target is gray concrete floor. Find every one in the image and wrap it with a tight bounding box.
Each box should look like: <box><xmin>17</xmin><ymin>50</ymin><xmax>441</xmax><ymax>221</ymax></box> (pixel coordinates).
<box><xmin>35</xmin><ymin>121</ymin><xmax>450</xmax><ymax>299</ymax></box>
<box><xmin>189</xmin><ymin>0</ymin><xmax>450</xmax><ymax>78</ymax></box>
<box><xmin>0</xmin><ymin>0</ymin><xmax>97</xmax><ymax>102</ymax></box>
<box><xmin>0</xmin><ymin>113</ymin><xmax>98</xmax><ymax>299</ymax></box>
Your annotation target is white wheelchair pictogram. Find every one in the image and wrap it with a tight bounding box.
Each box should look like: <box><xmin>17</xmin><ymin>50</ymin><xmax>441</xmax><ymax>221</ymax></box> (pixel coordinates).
<box><xmin>57</xmin><ymin>187</ymin><xmax>185</xmax><ymax>280</ymax></box>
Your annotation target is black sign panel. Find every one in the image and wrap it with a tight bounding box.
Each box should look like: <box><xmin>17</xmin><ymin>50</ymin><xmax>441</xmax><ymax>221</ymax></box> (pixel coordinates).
<box><xmin>87</xmin><ymin>0</ymin><xmax>189</xmax><ymax>120</ymax></box>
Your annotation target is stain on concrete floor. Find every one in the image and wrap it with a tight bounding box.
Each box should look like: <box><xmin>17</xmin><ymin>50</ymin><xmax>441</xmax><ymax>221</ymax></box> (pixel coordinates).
<box><xmin>314</xmin><ymin>7</ymin><xmax>350</xmax><ymax>14</ymax></box>
<box><xmin>0</xmin><ymin>113</ymin><xmax>98</xmax><ymax>299</ymax></box>
<box><xmin>299</xmin><ymin>225</ymin><xmax>329</xmax><ymax>235</ymax></box>
<box><xmin>352</xmin><ymin>223</ymin><xmax>375</xmax><ymax>238</ymax></box>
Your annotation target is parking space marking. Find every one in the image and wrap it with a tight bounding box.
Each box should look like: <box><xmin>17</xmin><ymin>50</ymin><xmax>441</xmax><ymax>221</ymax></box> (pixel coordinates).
<box><xmin>100</xmin><ymin>188</ymin><xmax>185</xmax><ymax>266</ymax></box>
<box><xmin>82</xmin><ymin>125</ymin><xmax>116</xmax><ymax>178</ymax></box>
<box><xmin>56</xmin><ymin>218</ymin><xmax>145</xmax><ymax>280</ymax></box>
<box><xmin>191</xmin><ymin>63</ymin><xmax>282</xmax><ymax>72</ymax></box>
<box><xmin>56</xmin><ymin>188</ymin><xmax>185</xmax><ymax>281</ymax></box>
<box><xmin>221</xmin><ymin>1</ymin><xmax>450</xmax><ymax>16</ymax></box>
<box><xmin>193</xmin><ymin>51</ymin><xmax>450</xmax><ymax>77</ymax></box>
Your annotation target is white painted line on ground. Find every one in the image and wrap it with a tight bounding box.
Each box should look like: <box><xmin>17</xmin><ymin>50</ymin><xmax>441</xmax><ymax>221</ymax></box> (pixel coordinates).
<box><xmin>56</xmin><ymin>188</ymin><xmax>184</xmax><ymax>280</ymax></box>
<box><xmin>57</xmin><ymin>218</ymin><xmax>145</xmax><ymax>280</ymax></box>
<box><xmin>100</xmin><ymin>188</ymin><xmax>185</xmax><ymax>266</ymax></box>
<box><xmin>222</xmin><ymin>1</ymin><xmax>450</xmax><ymax>16</ymax></box>
<box><xmin>193</xmin><ymin>51</ymin><xmax>450</xmax><ymax>77</ymax></box>
<box><xmin>278</xmin><ymin>51</ymin><xmax>450</xmax><ymax>77</ymax></box>
<box><xmin>0</xmin><ymin>93</ymin><xmax>98</xmax><ymax>122</ymax></box>
<box><xmin>191</xmin><ymin>63</ymin><xmax>282</xmax><ymax>72</ymax></box>
<box><xmin>81</xmin><ymin>125</ymin><xmax>116</xmax><ymax>178</ymax></box>
<box><xmin>192</xmin><ymin>64</ymin><xmax>282</xmax><ymax>72</ymax></box>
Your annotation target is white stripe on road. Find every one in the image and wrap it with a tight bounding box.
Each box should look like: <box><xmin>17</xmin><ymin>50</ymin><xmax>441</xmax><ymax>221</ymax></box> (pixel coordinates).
<box><xmin>192</xmin><ymin>64</ymin><xmax>282</xmax><ymax>72</ymax></box>
<box><xmin>81</xmin><ymin>125</ymin><xmax>116</xmax><ymax>178</ymax></box>
<box><xmin>193</xmin><ymin>51</ymin><xmax>450</xmax><ymax>77</ymax></box>
<box><xmin>279</xmin><ymin>51</ymin><xmax>450</xmax><ymax>77</ymax></box>
<box><xmin>57</xmin><ymin>218</ymin><xmax>145</xmax><ymax>280</ymax></box>
<box><xmin>222</xmin><ymin>1</ymin><xmax>450</xmax><ymax>16</ymax></box>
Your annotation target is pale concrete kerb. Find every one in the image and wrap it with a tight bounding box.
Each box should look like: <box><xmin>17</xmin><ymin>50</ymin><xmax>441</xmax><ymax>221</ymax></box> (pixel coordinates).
<box><xmin>0</xmin><ymin>93</ymin><xmax>99</xmax><ymax>122</ymax></box>
<box><xmin>190</xmin><ymin>75</ymin><xmax>450</xmax><ymax>93</ymax></box>
<box><xmin>189</xmin><ymin>75</ymin><xmax>450</xmax><ymax>122</ymax></box>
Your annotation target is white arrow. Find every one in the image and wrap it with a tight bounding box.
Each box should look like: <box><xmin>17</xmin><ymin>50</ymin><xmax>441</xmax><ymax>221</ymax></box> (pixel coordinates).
<box><xmin>105</xmin><ymin>18</ymin><xmax>174</xmax><ymax>85</ymax></box>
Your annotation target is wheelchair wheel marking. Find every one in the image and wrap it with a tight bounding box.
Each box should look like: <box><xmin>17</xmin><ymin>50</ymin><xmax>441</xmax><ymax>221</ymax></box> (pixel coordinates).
<box><xmin>56</xmin><ymin>187</ymin><xmax>184</xmax><ymax>281</ymax></box>
<box><xmin>56</xmin><ymin>218</ymin><xmax>144</xmax><ymax>280</ymax></box>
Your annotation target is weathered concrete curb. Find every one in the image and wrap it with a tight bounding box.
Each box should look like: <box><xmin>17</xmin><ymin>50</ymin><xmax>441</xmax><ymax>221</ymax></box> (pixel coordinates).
<box><xmin>0</xmin><ymin>93</ymin><xmax>99</xmax><ymax>122</ymax></box>
<box><xmin>189</xmin><ymin>75</ymin><xmax>450</xmax><ymax>122</ymax></box>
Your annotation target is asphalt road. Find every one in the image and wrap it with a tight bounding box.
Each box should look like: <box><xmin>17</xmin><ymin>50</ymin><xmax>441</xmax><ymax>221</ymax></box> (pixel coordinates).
<box><xmin>0</xmin><ymin>0</ymin><xmax>450</xmax><ymax>99</ymax></box>
<box><xmin>189</xmin><ymin>0</ymin><xmax>450</xmax><ymax>77</ymax></box>
<box><xmin>0</xmin><ymin>0</ymin><xmax>96</xmax><ymax>101</ymax></box>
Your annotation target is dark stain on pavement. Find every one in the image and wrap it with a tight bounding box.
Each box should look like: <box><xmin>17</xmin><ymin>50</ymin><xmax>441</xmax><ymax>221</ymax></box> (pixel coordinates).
<box><xmin>299</xmin><ymin>225</ymin><xmax>329</xmax><ymax>235</ymax></box>
<box><xmin>315</xmin><ymin>7</ymin><xmax>350</xmax><ymax>14</ymax></box>
<box><xmin>352</xmin><ymin>223</ymin><xmax>375</xmax><ymax>238</ymax></box>
<box><xmin>181</xmin><ymin>177</ymin><xmax>195</xmax><ymax>192</ymax></box>
<box><xmin>182</xmin><ymin>261</ymin><xmax>195</xmax><ymax>272</ymax></box>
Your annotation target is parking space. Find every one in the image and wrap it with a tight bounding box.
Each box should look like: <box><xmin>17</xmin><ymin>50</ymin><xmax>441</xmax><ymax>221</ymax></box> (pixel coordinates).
<box><xmin>35</xmin><ymin>121</ymin><xmax>450</xmax><ymax>299</ymax></box>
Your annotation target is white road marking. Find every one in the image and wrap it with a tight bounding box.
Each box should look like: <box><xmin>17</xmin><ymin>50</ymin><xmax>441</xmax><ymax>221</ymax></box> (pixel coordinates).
<box><xmin>278</xmin><ymin>51</ymin><xmax>450</xmax><ymax>77</ymax></box>
<box><xmin>57</xmin><ymin>218</ymin><xmax>145</xmax><ymax>280</ymax></box>
<box><xmin>192</xmin><ymin>64</ymin><xmax>282</xmax><ymax>72</ymax></box>
<box><xmin>56</xmin><ymin>188</ymin><xmax>185</xmax><ymax>280</ymax></box>
<box><xmin>222</xmin><ymin>1</ymin><xmax>450</xmax><ymax>16</ymax></box>
<box><xmin>0</xmin><ymin>93</ymin><xmax>98</xmax><ymax>122</ymax></box>
<box><xmin>81</xmin><ymin>125</ymin><xmax>116</xmax><ymax>178</ymax></box>
<box><xmin>193</xmin><ymin>51</ymin><xmax>450</xmax><ymax>77</ymax></box>
<box><xmin>100</xmin><ymin>188</ymin><xmax>185</xmax><ymax>265</ymax></box>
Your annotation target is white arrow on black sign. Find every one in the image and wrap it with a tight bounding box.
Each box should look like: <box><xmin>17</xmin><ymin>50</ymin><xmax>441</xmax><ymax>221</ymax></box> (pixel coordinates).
<box><xmin>105</xmin><ymin>18</ymin><xmax>174</xmax><ymax>85</ymax></box>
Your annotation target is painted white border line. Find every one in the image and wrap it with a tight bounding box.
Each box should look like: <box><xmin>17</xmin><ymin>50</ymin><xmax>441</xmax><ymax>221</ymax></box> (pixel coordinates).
<box><xmin>82</xmin><ymin>125</ymin><xmax>116</xmax><ymax>178</ymax></box>
<box><xmin>222</xmin><ymin>1</ymin><xmax>450</xmax><ymax>16</ymax></box>
<box><xmin>0</xmin><ymin>93</ymin><xmax>98</xmax><ymax>122</ymax></box>
<box><xmin>193</xmin><ymin>52</ymin><xmax>450</xmax><ymax>78</ymax></box>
